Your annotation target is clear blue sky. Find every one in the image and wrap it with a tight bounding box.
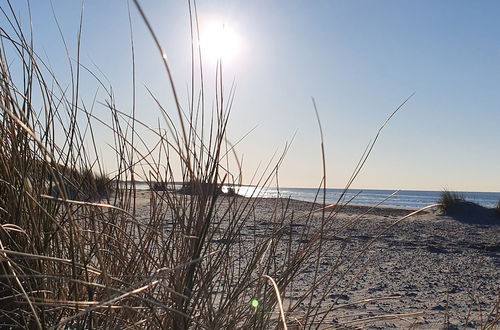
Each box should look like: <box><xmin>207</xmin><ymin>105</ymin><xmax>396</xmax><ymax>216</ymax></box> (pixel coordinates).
<box><xmin>5</xmin><ymin>0</ymin><xmax>500</xmax><ymax>192</ymax></box>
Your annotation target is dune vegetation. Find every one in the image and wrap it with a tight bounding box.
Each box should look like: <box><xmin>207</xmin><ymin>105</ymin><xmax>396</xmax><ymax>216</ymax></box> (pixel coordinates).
<box><xmin>438</xmin><ymin>190</ymin><xmax>465</xmax><ymax>214</ymax></box>
<box><xmin>0</xmin><ymin>2</ymin><xmax>369</xmax><ymax>328</ymax></box>
<box><xmin>1</xmin><ymin>1</ymin><xmax>498</xmax><ymax>329</ymax></box>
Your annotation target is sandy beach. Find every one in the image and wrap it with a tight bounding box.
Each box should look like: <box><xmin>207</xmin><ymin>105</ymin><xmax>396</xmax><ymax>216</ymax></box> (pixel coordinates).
<box><xmin>132</xmin><ymin>191</ymin><xmax>499</xmax><ymax>328</ymax></box>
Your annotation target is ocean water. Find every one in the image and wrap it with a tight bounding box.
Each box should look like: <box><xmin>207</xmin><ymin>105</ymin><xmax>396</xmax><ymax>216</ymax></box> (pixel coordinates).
<box><xmin>234</xmin><ymin>186</ymin><xmax>500</xmax><ymax>209</ymax></box>
<box><xmin>130</xmin><ymin>182</ymin><xmax>500</xmax><ymax>209</ymax></box>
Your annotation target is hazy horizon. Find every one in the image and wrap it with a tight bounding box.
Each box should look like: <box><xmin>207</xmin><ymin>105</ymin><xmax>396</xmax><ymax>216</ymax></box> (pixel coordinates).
<box><xmin>133</xmin><ymin>180</ymin><xmax>500</xmax><ymax>194</ymax></box>
<box><xmin>8</xmin><ymin>0</ymin><xmax>500</xmax><ymax>192</ymax></box>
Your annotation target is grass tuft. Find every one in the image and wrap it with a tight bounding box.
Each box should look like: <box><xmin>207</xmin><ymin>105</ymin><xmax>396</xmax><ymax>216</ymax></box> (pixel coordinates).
<box><xmin>438</xmin><ymin>190</ymin><xmax>465</xmax><ymax>214</ymax></box>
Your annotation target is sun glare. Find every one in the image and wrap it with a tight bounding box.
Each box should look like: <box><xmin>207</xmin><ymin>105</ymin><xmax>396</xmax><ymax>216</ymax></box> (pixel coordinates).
<box><xmin>200</xmin><ymin>22</ymin><xmax>240</xmax><ymax>61</ymax></box>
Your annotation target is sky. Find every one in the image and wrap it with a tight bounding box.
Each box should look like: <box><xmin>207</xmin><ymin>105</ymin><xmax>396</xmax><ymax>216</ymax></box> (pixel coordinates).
<box><xmin>3</xmin><ymin>0</ymin><xmax>500</xmax><ymax>192</ymax></box>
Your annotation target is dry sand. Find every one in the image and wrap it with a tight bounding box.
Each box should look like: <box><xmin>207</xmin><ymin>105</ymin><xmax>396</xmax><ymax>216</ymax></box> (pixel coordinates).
<box><xmin>133</xmin><ymin>191</ymin><xmax>499</xmax><ymax>329</ymax></box>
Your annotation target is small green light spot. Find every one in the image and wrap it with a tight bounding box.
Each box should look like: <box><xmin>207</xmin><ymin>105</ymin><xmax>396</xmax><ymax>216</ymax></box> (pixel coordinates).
<box><xmin>251</xmin><ymin>299</ymin><xmax>259</xmax><ymax>308</ymax></box>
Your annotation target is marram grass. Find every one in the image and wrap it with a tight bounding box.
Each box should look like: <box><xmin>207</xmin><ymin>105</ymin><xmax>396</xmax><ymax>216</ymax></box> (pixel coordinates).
<box><xmin>437</xmin><ymin>190</ymin><xmax>465</xmax><ymax>214</ymax></box>
<box><xmin>1</xmin><ymin>1</ymin><xmax>498</xmax><ymax>329</ymax></box>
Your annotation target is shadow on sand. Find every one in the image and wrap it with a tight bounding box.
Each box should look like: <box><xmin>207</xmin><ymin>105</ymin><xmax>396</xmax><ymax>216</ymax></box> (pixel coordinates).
<box><xmin>443</xmin><ymin>201</ymin><xmax>500</xmax><ymax>226</ymax></box>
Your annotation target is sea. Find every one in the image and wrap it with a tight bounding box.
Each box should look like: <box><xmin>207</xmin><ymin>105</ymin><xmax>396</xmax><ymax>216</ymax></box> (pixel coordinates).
<box><xmin>234</xmin><ymin>187</ymin><xmax>500</xmax><ymax>209</ymax></box>
<box><xmin>132</xmin><ymin>182</ymin><xmax>500</xmax><ymax>209</ymax></box>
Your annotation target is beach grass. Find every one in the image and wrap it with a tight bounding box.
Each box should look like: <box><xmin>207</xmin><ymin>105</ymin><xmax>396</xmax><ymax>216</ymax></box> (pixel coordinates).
<box><xmin>1</xmin><ymin>1</ymin><xmax>497</xmax><ymax>329</ymax></box>
<box><xmin>438</xmin><ymin>190</ymin><xmax>465</xmax><ymax>214</ymax></box>
<box><xmin>0</xmin><ymin>2</ymin><xmax>359</xmax><ymax>327</ymax></box>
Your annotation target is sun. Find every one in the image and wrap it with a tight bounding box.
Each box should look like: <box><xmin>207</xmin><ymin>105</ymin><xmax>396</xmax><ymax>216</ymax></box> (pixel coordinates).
<box><xmin>200</xmin><ymin>22</ymin><xmax>240</xmax><ymax>61</ymax></box>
